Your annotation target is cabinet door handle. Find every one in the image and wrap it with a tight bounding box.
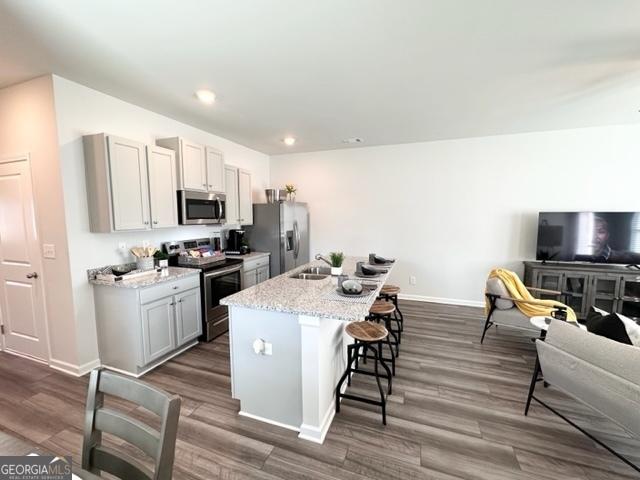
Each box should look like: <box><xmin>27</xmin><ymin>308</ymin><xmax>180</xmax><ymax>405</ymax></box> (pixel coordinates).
<box><xmin>169</xmin><ymin>302</ymin><xmax>176</xmax><ymax>306</ymax></box>
<box><xmin>153</xmin><ymin>220</ymin><xmax>158</xmax><ymax>225</ymax></box>
<box><xmin>26</xmin><ymin>272</ymin><xmax>38</xmax><ymax>279</ymax></box>
<box><xmin>208</xmin><ymin>184</ymin><xmax>212</xmax><ymax>188</ymax></box>
<box><xmin>172</xmin><ymin>286</ymin><xmax>179</xmax><ymax>290</ymax></box>
<box><xmin>178</xmin><ymin>299</ymin><xmax>183</xmax><ymax>303</ymax></box>
<box><xmin>202</xmin><ymin>183</ymin><xmax>207</xmax><ymax>187</ymax></box>
<box><xmin>144</xmin><ymin>221</ymin><xmax>149</xmax><ymax>225</ymax></box>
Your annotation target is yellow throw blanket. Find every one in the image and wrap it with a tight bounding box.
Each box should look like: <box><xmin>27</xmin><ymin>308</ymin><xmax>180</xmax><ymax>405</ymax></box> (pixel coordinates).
<box><xmin>486</xmin><ymin>268</ymin><xmax>577</xmax><ymax>322</ymax></box>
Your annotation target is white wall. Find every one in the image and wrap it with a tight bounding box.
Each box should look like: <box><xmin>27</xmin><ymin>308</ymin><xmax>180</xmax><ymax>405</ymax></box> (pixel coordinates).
<box><xmin>0</xmin><ymin>76</ymin><xmax>79</xmax><ymax>369</ymax></box>
<box><xmin>53</xmin><ymin>76</ymin><xmax>270</xmax><ymax>366</ymax></box>
<box><xmin>270</xmin><ymin>125</ymin><xmax>640</xmax><ymax>306</ymax></box>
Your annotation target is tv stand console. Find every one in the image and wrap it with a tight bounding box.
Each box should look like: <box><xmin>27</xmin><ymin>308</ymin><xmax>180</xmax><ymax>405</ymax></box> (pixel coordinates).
<box><xmin>523</xmin><ymin>261</ymin><xmax>640</xmax><ymax>322</ymax></box>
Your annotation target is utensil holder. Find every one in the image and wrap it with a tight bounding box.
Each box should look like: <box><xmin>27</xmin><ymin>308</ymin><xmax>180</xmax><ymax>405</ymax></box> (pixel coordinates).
<box><xmin>136</xmin><ymin>257</ymin><xmax>155</xmax><ymax>271</ymax></box>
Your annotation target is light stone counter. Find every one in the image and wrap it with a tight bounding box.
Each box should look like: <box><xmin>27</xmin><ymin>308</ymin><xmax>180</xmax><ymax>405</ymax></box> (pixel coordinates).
<box><xmin>221</xmin><ymin>256</ymin><xmax>392</xmax><ymax>320</ymax></box>
<box><xmin>88</xmin><ymin>266</ymin><xmax>199</xmax><ymax>289</ymax></box>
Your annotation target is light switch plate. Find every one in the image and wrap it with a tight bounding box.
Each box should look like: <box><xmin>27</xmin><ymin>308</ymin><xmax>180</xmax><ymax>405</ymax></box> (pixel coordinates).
<box><xmin>264</xmin><ymin>342</ymin><xmax>273</xmax><ymax>356</ymax></box>
<box><xmin>42</xmin><ymin>244</ymin><xmax>56</xmax><ymax>259</ymax></box>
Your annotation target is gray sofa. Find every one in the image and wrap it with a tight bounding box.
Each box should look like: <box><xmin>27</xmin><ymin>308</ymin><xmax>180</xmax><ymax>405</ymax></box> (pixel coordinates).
<box><xmin>525</xmin><ymin>320</ymin><xmax>640</xmax><ymax>472</ymax></box>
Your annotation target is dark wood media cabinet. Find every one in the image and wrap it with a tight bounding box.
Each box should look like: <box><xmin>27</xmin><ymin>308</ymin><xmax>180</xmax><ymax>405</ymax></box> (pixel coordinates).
<box><xmin>523</xmin><ymin>261</ymin><xmax>640</xmax><ymax>322</ymax></box>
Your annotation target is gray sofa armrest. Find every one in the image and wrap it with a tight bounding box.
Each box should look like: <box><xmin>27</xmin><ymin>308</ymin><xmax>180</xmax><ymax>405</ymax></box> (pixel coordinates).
<box><xmin>543</xmin><ymin>320</ymin><xmax>640</xmax><ymax>386</ymax></box>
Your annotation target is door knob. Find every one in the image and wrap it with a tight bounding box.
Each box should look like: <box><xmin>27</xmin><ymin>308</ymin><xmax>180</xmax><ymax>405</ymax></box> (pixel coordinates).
<box><xmin>26</xmin><ymin>272</ymin><xmax>38</xmax><ymax>279</ymax></box>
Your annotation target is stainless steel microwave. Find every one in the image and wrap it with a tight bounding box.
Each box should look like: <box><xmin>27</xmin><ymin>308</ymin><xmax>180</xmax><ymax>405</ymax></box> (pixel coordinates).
<box><xmin>178</xmin><ymin>190</ymin><xmax>226</xmax><ymax>225</ymax></box>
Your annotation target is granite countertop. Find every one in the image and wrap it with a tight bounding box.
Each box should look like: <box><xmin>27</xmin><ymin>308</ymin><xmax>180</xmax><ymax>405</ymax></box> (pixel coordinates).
<box><xmin>221</xmin><ymin>256</ymin><xmax>394</xmax><ymax>321</ymax></box>
<box><xmin>225</xmin><ymin>251</ymin><xmax>270</xmax><ymax>260</ymax></box>
<box><xmin>88</xmin><ymin>267</ymin><xmax>199</xmax><ymax>289</ymax></box>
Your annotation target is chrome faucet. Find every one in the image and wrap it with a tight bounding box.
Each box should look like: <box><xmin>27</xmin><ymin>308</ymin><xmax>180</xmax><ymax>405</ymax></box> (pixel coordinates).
<box><xmin>315</xmin><ymin>254</ymin><xmax>333</xmax><ymax>266</ymax></box>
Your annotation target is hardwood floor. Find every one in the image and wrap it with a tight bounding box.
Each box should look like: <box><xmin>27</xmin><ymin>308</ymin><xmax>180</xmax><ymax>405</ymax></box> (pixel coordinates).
<box><xmin>0</xmin><ymin>300</ymin><xmax>638</xmax><ymax>479</ymax></box>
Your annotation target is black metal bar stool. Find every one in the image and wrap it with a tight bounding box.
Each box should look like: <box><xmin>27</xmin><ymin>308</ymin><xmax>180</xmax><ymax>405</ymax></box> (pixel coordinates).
<box><xmin>336</xmin><ymin>321</ymin><xmax>392</xmax><ymax>425</ymax></box>
<box><xmin>366</xmin><ymin>300</ymin><xmax>399</xmax><ymax>375</ymax></box>
<box><xmin>379</xmin><ymin>284</ymin><xmax>404</xmax><ymax>336</ymax></box>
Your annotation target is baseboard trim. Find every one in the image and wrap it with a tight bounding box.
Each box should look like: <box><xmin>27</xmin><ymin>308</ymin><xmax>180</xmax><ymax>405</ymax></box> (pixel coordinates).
<box><xmin>238</xmin><ymin>411</ymin><xmax>300</xmax><ymax>432</ymax></box>
<box><xmin>298</xmin><ymin>401</ymin><xmax>336</xmax><ymax>444</ymax></box>
<box><xmin>398</xmin><ymin>293</ymin><xmax>484</xmax><ymax>309</ymax></box>
<box><xmin>49</xmin><ymin>358</ymin><xmax>101</xmax><ymax>377</ymax></box>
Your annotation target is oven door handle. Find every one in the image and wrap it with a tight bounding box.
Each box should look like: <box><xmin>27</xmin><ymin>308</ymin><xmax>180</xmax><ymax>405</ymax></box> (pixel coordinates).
<box><xmin>204</xmin><ymin>265</ymin><xmax>242</xmax><ymax>278</ymax></box>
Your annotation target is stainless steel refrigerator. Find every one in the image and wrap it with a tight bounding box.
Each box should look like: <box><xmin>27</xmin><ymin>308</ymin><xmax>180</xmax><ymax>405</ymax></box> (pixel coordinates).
<box><xmin>246</xmin><ymin>202</ymin><xmax>309</xmax><ymax>277</ymax></box>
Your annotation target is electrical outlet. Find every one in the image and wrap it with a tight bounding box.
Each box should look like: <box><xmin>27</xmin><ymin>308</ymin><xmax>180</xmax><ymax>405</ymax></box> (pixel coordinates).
<box><xmin>409</xmin><ymin>275</ymin><xmax>417</xmax><ymax>285</ymax></box>
<box><xmin>118</xmin><ymin>242</ymin><xmax>127</xmax><ymax>251</ymax></box>
<box><xmin>264</xmin><ymin>342</ymin><xmax>273</xmax><ymax>356</ymax></box>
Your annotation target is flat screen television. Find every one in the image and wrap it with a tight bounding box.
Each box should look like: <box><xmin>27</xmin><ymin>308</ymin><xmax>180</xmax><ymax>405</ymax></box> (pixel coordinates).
<box><xmin>536</xmin><ymin>212</ymin><xmax>640</xmax><ymax>264</ymax></box>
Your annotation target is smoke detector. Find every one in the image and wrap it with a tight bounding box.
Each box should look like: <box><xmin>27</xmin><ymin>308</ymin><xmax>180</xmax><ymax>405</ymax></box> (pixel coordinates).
<box><xmin>342</xmin><ymin>137</ymin><xmax>364</xmax><ymax>144</ymax></box>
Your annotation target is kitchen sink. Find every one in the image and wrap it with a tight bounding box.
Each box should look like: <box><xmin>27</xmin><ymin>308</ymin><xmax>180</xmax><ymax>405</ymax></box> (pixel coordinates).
<box><xmin>301</xmin><ymin>267</ymin><xmax>332</xmax><ymax>275</ymax></box>
<box><xmin>291</xmin><ymin>273</ymin><xmax>329</xmax><ymax>280</ymax></box>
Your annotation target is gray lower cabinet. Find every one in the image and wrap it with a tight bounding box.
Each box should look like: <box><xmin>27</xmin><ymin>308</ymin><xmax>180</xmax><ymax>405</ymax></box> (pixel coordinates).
<box><xmin>93</xmin><ymin>274</ymin><xmax>202</xmax><ymax>376</ymax></box>
<box><xmin>240</xmin><ymin>254</ymin><xmax>271</xmax><ymax>289</ymax></box>
<box><xmin>524</xmin><ymin>261</ymin><xmax>640</xmax><ymax>321</ymax></box>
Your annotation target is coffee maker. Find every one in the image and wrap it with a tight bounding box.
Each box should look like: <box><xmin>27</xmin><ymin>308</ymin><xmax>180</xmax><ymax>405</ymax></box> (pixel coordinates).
<box><xmin>226</xmin><ymin>229</ymin><xmax>249</xmax><ymax>255</ymax></box>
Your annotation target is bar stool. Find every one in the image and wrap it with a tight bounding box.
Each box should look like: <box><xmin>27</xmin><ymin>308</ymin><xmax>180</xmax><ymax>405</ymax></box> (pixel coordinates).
<box><xmin>336</xmin><ymin>321</ymin><xmax>392</xmax><ymax>425</ymax></box>
<box><xmin>380</xmin><ymin>284</ymin><xmax>404</xmax><ymax>335</ymax></box>
<box><xmin>367</xmin><ymin>300</ymin><xmax>399</xmax><ymax>375</ymax></box>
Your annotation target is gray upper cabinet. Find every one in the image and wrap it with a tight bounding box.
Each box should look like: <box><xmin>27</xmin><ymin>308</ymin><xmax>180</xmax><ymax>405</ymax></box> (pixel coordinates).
<box><xmin>225</xmin><ymin>165</ymin><xmax>240</xmax><ymax>225</ymax></box>
<box><xmin>205</xmin><ymin>146</ymin><xmax>225</xmax><ymax>193</ymax></box>
<box><xmin>147</xmin><ymin>145</ymin><xmax>178</xmax><ymax>228</ymax></box>
<box><xmin>157</xmin><ymin>137</ymin><xmax>225</xmax><ymax>193</ymax></box>
<box><xmin>224</xmin><ymin>165</ymin><xmax>253</xmax><ymax>226</ymax></box>
<box><xmin>83</xmin><ymin>134</ymin><xmax>178</xmax><ymax>232</ymax></box>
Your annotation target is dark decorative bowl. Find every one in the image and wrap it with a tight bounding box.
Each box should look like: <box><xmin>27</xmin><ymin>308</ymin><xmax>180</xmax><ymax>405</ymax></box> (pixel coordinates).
<box><xmin>360</xmin><ymin>265</ymin><xmax>379</xmax><ymax>276</ymax></box>
<box><xmin>342</xmin><ymin>280</ymin><xmax>363</xmax><ymax>295</ymax></box>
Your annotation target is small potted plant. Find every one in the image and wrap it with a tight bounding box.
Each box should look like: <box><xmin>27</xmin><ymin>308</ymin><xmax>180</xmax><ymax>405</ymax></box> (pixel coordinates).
<box><xmin>285</xmin><ymin>183</ymin><xmax>297</xmax><ymax>201</ymax></box>
<box><xmin>329</xmin><ymin>251</ymin><xmax>345</xmax><ymax>275</ymax></box>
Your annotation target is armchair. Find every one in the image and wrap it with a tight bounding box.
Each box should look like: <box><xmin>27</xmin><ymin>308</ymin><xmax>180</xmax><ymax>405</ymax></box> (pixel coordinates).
<box><xmin>482</xmin><ymin>276</ymin><xmax>566</xmax><ymax>344</ymax></box>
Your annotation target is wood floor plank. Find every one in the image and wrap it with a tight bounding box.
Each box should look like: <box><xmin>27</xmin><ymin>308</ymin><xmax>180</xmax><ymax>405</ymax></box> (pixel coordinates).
<box><xmin>0</xmin><ymin>300</ymin><xmax>637</xmax><ymax>479</ymax></box>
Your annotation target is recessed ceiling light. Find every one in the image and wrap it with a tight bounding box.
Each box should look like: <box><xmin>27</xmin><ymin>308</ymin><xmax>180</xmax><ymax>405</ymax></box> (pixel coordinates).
<box><xmin>283</xmin><ymin>137</ymin><xmax>296</xmax><ymax>146</ymax></box>
<box><xmin>195</xmin><ymin>89</ymin><xmax>216</xmax><ymax>105</ymax></box>
<box><xmin>342</xmin><ymin>137</ymin><xmax>364</xmax><ymax>144</ymax></box>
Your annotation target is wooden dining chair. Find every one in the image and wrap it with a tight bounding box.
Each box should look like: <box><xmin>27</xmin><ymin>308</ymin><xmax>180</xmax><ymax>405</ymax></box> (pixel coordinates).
<box><xmin>81</xmin><ymin>368</ymin><xmax>181</xmax><ymax>480</ymax></box>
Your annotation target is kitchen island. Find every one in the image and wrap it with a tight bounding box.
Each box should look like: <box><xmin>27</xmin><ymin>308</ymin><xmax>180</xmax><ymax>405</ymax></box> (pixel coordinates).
<box><xmin>221</xmin><ymin>256</ymin><xmax>394</xmax><ymax>443</ymax></box>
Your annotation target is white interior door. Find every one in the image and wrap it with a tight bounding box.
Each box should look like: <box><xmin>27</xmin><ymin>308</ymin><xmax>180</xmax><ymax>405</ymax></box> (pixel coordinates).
<box><xmin>0</xmin><ymin>157</ymin><xmax>49</xmax><ymax>361</ymax></box>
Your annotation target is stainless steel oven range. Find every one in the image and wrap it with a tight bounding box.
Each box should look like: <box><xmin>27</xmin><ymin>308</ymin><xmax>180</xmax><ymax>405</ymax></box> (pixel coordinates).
<box><xmin>163</xmin><ymin>238</ymin><xmax>243</xmax><ymax>341</ymax></box>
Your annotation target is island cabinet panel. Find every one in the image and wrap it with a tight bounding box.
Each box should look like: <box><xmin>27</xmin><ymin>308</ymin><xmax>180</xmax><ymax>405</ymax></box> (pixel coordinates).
<box><xmin>141</xmin><ymin>297</ymin><xmax>177</xmax><ymax>364</ymax></box>
<box><xmin>175</xmin><ymin>288</ymin><xmax>202</xmax><ymax>346</ymax></box>
<box><xmin>229</xmin><ymin>308</ymin><xmax>303</xmax><ymax>428</ymax></box>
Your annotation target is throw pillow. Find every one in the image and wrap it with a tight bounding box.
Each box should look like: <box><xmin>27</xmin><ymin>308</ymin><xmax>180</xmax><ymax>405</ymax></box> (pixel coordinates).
<box><xmin>586</xmin><ymin>307</ymin><xmax>632</xmax><ymax>345</ymax></box>
<box><xmin>616</xmin><ymin>312</ymin><xmax>640</xmax><ymax>347</ymax></box>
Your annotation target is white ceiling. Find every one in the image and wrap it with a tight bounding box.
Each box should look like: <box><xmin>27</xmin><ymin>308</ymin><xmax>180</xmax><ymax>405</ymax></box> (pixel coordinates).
<box><xmin>1</xmin><ymin>0</ymin><xmax>640</xmax><ymax>154</ymax></box>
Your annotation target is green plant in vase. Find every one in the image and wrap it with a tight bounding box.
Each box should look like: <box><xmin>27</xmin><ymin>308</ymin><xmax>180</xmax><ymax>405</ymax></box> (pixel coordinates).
<box><xmin>329</xmin><ymin>251</ymin><xmax>345</xmax><ymax>275</ymax></box>
<box><xmin>285</xmin><ymin>183</ymin><xmax>297</xmax><ymax>201</ymax></box>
